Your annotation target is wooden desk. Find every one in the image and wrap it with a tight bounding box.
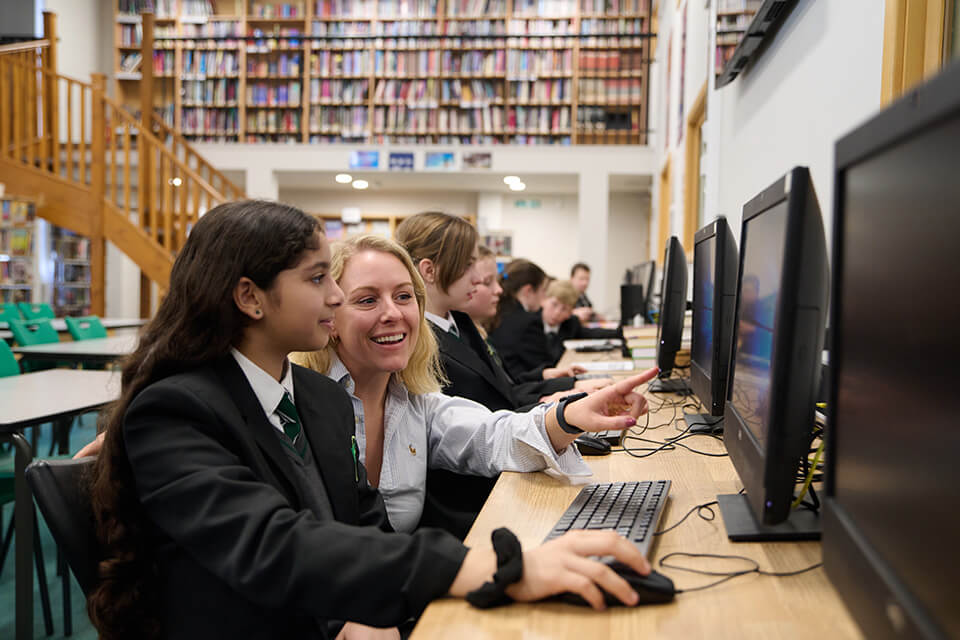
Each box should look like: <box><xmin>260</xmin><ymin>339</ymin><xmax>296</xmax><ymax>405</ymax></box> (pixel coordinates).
<box><xmin>411</xmin><ymin>352</ymin><xmax>860</xmax><ymax>640</ymax></box>
<box><xmin>0</xmin><ymin>369</ymin><xmax>120</xmax><ymax>640</ymax></box>
<box><xmin>12</xmin><ymin>334</ymin><xmax>138</xmax><ymax>365</ymax></box>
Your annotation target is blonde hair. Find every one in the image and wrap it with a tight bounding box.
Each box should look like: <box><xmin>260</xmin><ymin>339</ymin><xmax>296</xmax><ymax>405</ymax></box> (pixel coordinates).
<box><xmin>547</xmin><ymin>279</ymin><xmax>580</xmax><ymax>307</ymax></box>
<box><xmin>291</xmin><ymin>234</ymin><xmax>446</xmax><ymax>395</ymax></box>
<box><xmin>394</xmin><ymin>211</ymin><xmax>479</xmax><ymax>293</ymax></box>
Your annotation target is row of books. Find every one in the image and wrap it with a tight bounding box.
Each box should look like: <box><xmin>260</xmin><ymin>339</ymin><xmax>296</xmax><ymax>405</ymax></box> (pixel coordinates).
<box><xmin>0</xmin><ymin>261</ymin><xmax>31</xmax><ymax>286</ymax></box>
<box><xmin>315</xmin><ymin>0</ymin><xmax>374</xmax><ymax>17</ymax></box>
<box><xmin>312</xmin><ymin>50</ymin><xmax>371</xmax><ymax>75</ymax></box>
<box><xmin>0</xmin><ymin>229</ymin><xmax>33</xmax><ymax>257</ymax></box>
<box><xmin>509</xmin><ymin>105</ymin><xmax>571</xmax><ymax>132</ymax></box>
<box><xmin>576</xmin><ymin>105</ymin><xmax>639</xmax><ymax>130</ymax></box>
<box><xmin>56</xmin><ymin>234</ymin><xmax>90</xmax><ymax>260</ymax></box>
<box><xmin>374</xmin><ymin>50</ymin><xmax>441</xmax><ymax>75</ymax></box>
<box><xmin>312</xmin><ymin>21</ymin><xmax>373</xmax><ymax>36</ymax></box>
<box><xmin>580</xmin><ymin>17</ymin><xmax>646</xmax><ymax>34</ymax></box>
<box><xmin>506</xmin><ymin>50</ymin><xmax>572</xmax><ymax>75</ymax></box>
<box><xmin>439</xmin><ymin>50</ymin><xmax>507</xmax><ymax>74</ymax></box>
<box><xmin>245</xmin><ymin>109</ymin><xmax>302</xmax><ymax>132</ymax></box>
<box><xmin>579</xmin><ymin>0</ymin><xmax>648</xmax><ymax>14</ymax></box>
<box><xmin>577</xmin><ymin>77</ymin><xmax>643</xmax><ymax>102</ymax></box>
<box><xmin>247</xmin><ymin>38</ymin><xmax>305</xmax><ymax>51</ymax></box>
<box><xmin>441</xmin><ymin>79</ymin><xmax>504</xmax><ymax>103</ymax></box>
<box><xmin>249</xmin><ymin>26</ymin><xmax>303</xmax><ymax>37</ymax></box>
<box><xmin>153</xmin><ymin>50</ymin><xmax>175</xmax><ymax>74</ymax></box>
<box><xmin>58</xmin><ymin>263</ymin><xmax>91</xmax><ymax>285</ymax></box>
<box><xmin>309</xmin><ymin>106</ymin><xmax>369</xmax><ymax>135</ymax></box>
<box><xmin>376</xmin><ymin>0</ymin><xmax>439</xmax><ymax>19</ymax></box>
<box><xmin>183</xmin><ymin>50</ymin><xmax>241</xmax><ymax>75</ymax></box>
<box><xmin>717</xmin><ymin>0</ymin><xmax>763</xmax><ymax>12</ymax></box>
<box><xmin>513</xmin><ymin>0</ymin><xmax>575</xmax><ymax>17</ymax></box>
<box><xmin>507</xmin><ymin>19</ymin><xmax>573</xmax><ymax>35</ymax></box>
<box><xmin>247</xmin><ymin>54</ymin><xmax>303</xmax><ymax>76</ymax></box>
<box><xmin>181</xmin><ymin>108</ymin><xmax>240</xmax><ymax>135</ymax></box>
<box><xmin>579</xmin><ymin>50</ymin><xmax>644</xmax><ymax>71</ymax></box>
<box><xmin>250</xmin><ymin>3</ymin><xmax>306</xmax><ymax>18</ymax></box>
<box><xmin>310</xmin><ymin>78</ymin><xmax>370</xmax><ymax>102</ymax></box>
<box><xmin>184</xmin><ymin>78</ymin><xmax>239</xmax><ymax>104</ymax></box>
<box><xmin>444</xmin><ymin>19</ymin><xmax>504</xmax><ymax>36</ymax></box>
<box><xmin>120</xmin><ymin>53</ymin><xmax>142</xmax><ymax>72</ymax></box>
<box><xmin>372</xmin><ymin>105</ymin><xmax>505</xmax><ymax>132</ymax></box>
<box><xmin>245</xmin><ymin>134</ymin><xmax>301</xmax><ymax>142</ymax></box>
<box><xmin>445</xmin><ymin>0</ymin><xmax>505</xmax><ymax>16</ymax></box>
<box><xmin>118</xmin><ymin>0</ymin><xmax>175</xmax><ymax>17</ymax></box>
<box><xmin>120</xmin><ymin>24</ymin><xmax>143</xmax><ymax>47</ymax></box>
<box><xmin>154</xmin><ymin>104</ymin><xmax>175</xmax><ymax>128</ymax></box>
<box><xmin>375</xmin><ymin>20</ymin><xmax>440</xmax><ymax>37</ymax></box>
<box><xmin>247</xmin><ymin>81</ymin><xmax>303</xmax><ymax>105</ymax></box>
<box><xmin>509</xmin><ymin>78</ymin><xmax>569</xmax><ymax>102</ymax></box>
<box><xmin>0</xmin><ymin>199</ymin><xmax>35</xmax><ymax>226</ymax></box>
<box><xmin>183</xmin><ymin>21</ymin><xmax>243</xmax><ymax>38</ymax></box>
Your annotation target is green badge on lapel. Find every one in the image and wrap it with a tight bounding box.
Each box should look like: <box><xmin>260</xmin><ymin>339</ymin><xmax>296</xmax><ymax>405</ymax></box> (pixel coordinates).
<box><xmin>351</xmin><ymin>435</ymin><xmax>359</xmax><ymax>482</ymax></box>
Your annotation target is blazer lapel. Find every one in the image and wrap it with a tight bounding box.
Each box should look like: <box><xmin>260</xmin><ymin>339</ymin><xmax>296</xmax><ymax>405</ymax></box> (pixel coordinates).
<box><xmin>441</xmin><ymin>313</ymin><xmax>516</xmax><ymax>400</ymax></box>
<box><xmin>214</xmin><ymin>357</ymin><xmax>307</xmax><ymax>510</ymax></box>
<box><xmin>292</xmin><ymin>365</ymin><xmax>359</xmax><ymax>524</ymax></box>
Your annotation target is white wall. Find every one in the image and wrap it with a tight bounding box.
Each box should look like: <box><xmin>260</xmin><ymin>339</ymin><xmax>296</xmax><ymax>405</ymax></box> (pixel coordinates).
<box><xmin>41</xmin><ymin>0</ymin><xmax>113</xmax><ymax>82</ymax></box>
<box><xmin>279</xmin><ymin>189</ymin><xmax>477</xmax><ymax>217</ymax></box>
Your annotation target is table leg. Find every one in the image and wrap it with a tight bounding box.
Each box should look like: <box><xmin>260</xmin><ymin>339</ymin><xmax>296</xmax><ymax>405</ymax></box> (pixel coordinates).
<box><xmin>8</xmin><ymin>432</ymin><xmax>34</xmax><ymax>640</ymax></box>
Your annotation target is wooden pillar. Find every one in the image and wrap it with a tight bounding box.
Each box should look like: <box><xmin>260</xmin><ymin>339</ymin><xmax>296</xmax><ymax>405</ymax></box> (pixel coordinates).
<box><xmin>139</xmin><ymin>11</ymin><xmax>155</xmax><ymax>317</ymax></box>
<box><xmin>43</xmin><ymin>11</ymin><xmax>59</xmax><ymax>175</ymax></box>
<box><xmin>90</xmin><ymin>74</ymin><xmax>107</xmax><ymax>316</ymax></box>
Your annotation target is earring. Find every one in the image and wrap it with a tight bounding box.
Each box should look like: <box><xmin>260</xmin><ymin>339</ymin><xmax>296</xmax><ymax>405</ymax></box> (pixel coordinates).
<box><xmin>254</xmin><ymin>309</ymin><xmax>262</xmax><ymax>316</ymax></box>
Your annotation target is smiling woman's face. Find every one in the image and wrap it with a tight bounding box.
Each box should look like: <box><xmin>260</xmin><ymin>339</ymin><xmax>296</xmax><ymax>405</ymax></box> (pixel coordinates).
<box><xmin>333</xmin><ymin>249</ymin><xmax>420</xmax><ymax>381</ymax></box>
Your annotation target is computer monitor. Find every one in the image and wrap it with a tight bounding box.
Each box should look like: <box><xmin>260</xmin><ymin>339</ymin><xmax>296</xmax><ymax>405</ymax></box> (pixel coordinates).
<box><xmin>648</xmin><ymin>237</ymin><xmax>689</xmax><ymax>393</ymax></box>
<box><xmin>684</xmin><ymin>217</ymin><xmax>739</xmax><ymax>434</ymax></box>
<box><xmin>620</xmin><ymin>260</ymin><xmax>656</xmax><ymax>325</ymax></box>
<box><xmin>718</xmin><ymin>166</ymin><xmax>828</xmax><ymax>541</ymax></box>
<box><xmin>823</xmin><ymin>63</ymin><xmax>960</xmax><ymax>639</ymax></box>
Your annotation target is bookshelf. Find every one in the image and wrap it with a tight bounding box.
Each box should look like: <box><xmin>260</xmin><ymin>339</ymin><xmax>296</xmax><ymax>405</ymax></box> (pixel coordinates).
<box><xmin>713</xmin><ymin>0</ymin><xmax>762</xmax><ymax>86</ymax></box>
<box><xmin>114</xmin><ymin>0</ymin><xmax>652</xmax><ymax>144</ymax></box>
<box><xmin>0</xmin><ymin>196</ymin><xmax>38</xmax><ymax>307</ymax></box>
<box><xmin>52</xmin><ymin>229</ymin><xmax>92</xmax><ymax>317</ymax></box>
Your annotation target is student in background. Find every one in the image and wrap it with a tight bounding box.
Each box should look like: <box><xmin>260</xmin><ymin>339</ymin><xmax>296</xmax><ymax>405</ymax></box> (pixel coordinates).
<box><xmin>395</xmin><ymin>212</ymin><xmax>605</xmax><ymax>536</ymax></box>
<box><xmin>291</xmin><ymin>234</ymin><xmax>657</xmax><ymax>537</ymax></box>
<box><xmin>465</xmin><ymin>245</ymin><xmax>585</xmax><ymax>382</ymax></box>
<box><xmin>570</xmin><ymin>262</ymin><xmax>604</xmax><ymax>323</ymax></box>
<box><xmin>85</xmin><ymin>201</ymin><xmax>653</xmax><ymax>640</ymax></box>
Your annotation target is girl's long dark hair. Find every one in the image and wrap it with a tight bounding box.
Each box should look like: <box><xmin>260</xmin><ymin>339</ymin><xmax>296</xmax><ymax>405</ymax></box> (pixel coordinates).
<box><xmin>491</xmin><ymin>258</ymin><xmax>546</xmax><ymax>330</ymax></box>
<box><xmin>88</xmin><ymin>200</ymin><xmax>320</xmax><ymax>639</ymax></box>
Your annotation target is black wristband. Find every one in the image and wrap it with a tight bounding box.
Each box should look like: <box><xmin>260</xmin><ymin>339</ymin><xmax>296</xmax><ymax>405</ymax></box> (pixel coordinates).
<box><xmin>465</xmin><ymin>528</ymin><xmax>524</xmax><ymax>609</ymax></box>
<box><xmin>556</xmin><ymin>391</ymin><xmax>588</xmax><ymax>434</ymax></box>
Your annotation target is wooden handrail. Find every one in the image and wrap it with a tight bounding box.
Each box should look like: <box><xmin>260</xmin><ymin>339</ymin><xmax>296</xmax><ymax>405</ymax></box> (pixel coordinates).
<box><xmin>0</xmin><ymin>39</ymin><xmax>49</xmax><ymax>55</ymax></box>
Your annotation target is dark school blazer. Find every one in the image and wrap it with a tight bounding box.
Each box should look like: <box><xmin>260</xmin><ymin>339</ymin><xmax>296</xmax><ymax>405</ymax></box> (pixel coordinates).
<box><xmin>122</xmin><ymin>356</ymin><xmax>467</xmax><ymax>639</ymax></box>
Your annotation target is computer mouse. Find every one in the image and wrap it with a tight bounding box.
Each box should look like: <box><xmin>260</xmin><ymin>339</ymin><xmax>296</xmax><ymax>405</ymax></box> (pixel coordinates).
<box><xmin>556</xmin><ymin>564</ymin><xmax>676</xmax><ymax>607</ymax></box>
<box><xmin>575</xmin><ymin>434</ymin><xmax>611</xmax><ymax>456</ymax></box>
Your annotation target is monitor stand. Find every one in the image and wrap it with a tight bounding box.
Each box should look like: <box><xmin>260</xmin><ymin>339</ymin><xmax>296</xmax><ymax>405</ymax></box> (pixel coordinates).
<box><xmin>682</xmin><ymin>414</ymin><xmax>724</xmax><ymax>434</ymax></box>
<box><xmin>716</xmin><ymin>493</ymin><xmax>821</xmax><ymax>541</ymax></box>
<box><xmin>647</xmin><ymin>378</ymin><xmax>692</xmax><ymax>394</ymax></box>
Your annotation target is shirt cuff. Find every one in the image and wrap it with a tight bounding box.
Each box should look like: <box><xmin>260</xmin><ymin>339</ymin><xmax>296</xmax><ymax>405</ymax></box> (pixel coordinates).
<box><xmin>529</xmin><ymin>404</ymin><xmax>593</xmax><ymax>477</ymax></box>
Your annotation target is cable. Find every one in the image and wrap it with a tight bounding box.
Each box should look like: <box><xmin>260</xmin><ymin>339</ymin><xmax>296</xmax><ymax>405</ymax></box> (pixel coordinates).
<box><xmin>658</xmin><ymin>552</ymin><xmax>823</xmax><ymax>594</ymax></box>
<box><xmin>653</xmin><ymin>500</ymin><xmax>719</xmax><ymax>536</ymax></box>
<box><xmin>792</xmin><ymin>439</ymin><xmax>825</xmax><ymax>509</ymax></box>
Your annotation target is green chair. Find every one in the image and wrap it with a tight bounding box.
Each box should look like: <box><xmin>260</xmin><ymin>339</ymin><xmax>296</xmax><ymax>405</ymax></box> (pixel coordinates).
<box><xmin>0</xmin><ymin>340</ymin><xmax>21</xmax><ymax>378</ymax></box>
<box><xmin>64</xmin><ymin>316</ymin><xmax>107</xmax><ymax>341</ymax></box>
<box><xmin>8</xmin><ymin>318</ymin><xmax>59</xmax><ymax>347</ymax></box>
<box><xmin>17</xmin><ymin>302</ymin><xmax>55</xmax><ymax>321</ymax></box>
<box><xmin>0</xmin><ymin>302</ymin><xmax>22</xmax><ymax>324</ymax></box>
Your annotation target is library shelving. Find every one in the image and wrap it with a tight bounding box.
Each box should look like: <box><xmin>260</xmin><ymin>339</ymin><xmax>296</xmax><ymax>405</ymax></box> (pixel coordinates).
<box><xmin>0</xmin><ymin>196</ymin><xmax>38</xmax><ymax>306</ymax></box>
<box><xmin>314</xmin><ymin>211</ymin><xmax>476</xmax><ymax>239</ymax></box>
<box><xmin>114</xmin><ymin>0</ymin><xmax>653</xmax><ymax>144</ymax></box>
<box><xmin>713</xmin><ymin>0</ymin><xmax>762</xmax><ymax>86</ymax></box>
<box><xmin>52</xmin><ymin>229</ymin><xmax>92</xmax><ymax>317</ymax></box>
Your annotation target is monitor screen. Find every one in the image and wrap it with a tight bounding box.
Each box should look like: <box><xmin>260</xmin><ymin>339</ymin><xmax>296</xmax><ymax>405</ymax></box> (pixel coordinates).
<box><xmin>691</xmin><ymin>235</ymin><xmax>715</xmax><ymax>372</ymax></box>
<box><xmin>825</xmin><ymin>62</ymin><xmax>960</xmax><ymax>638</ymax></box>
<box><xmin>728</xmin><ymin>203</ymin><xmax>787</xmax><ymax>450</ymax></box>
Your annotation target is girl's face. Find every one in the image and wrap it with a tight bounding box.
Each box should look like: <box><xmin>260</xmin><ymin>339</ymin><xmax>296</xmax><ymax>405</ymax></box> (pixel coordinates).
<box><xmin>260</xmin><ymin>232</ymin><xmax>343</xmax><ymax>354</ymax></box>
<box><xmin>462</xmin><ymin>256</ymin><xmax>502</xmax><ymax>320</ymax></box>
<box><xmin>334</xmin><ymin>250</ymin><xmax>421</xmax><ymax>380</ymax></box>
<box><xmin>445</xmin><ymin>245</ymin><xmax>482</xmax><ymax>310</ymax></box>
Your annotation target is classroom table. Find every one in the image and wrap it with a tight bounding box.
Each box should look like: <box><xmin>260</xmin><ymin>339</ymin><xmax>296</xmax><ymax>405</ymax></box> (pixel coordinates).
<box><xmin>0</xmin><ymin>317</ymin><xmax>148</xmax><ymax>341</ymax></box>
<box><xmin>12</xmin><ymin>333</ymin><xmax>139</xmax><ymax>365</ymax></box>
<box><xmin>0</xmin><ymin>369</ymin><xmax>120</xmax><ymax>640</ymax></box>
<box><xmin>410</xmin><ymin>335</ymin><xmax>860</xmax><ymax>640</ymax></box>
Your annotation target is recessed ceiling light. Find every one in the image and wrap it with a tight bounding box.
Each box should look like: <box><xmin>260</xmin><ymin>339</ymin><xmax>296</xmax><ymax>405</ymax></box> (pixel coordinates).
<box><xmin>503</xmin><ymin>175</ymin><xmax>521</xmax><ymax>185</ymax></box>
<box><xmin>509</xmin><ymin>182</ymin><xmax>526</xmax><ymax>191</ymax></box>
<box><xmin>352</xmin><ymin>179</ymin><xmax>369</xmax><ymax>190</ymax></box>
<box><xmin>335</xmin><ymin>173</ymin><xmax>353</xmax><ymax>184</ymax></box>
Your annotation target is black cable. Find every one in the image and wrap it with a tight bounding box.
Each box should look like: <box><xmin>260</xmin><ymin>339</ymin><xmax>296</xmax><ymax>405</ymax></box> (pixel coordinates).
<box><xmin>658</xmin><ymin>552</ymin><xmax>823</xmax><ymax>594</ymax></box>
<box><xmin>653</xmin><ymin>500</ymin><xmax>718</xmax><ymax>536</ymax></box>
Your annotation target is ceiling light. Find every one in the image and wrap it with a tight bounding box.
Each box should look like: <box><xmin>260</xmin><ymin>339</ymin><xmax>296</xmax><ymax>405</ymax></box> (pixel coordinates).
<box><xmin>352</xmin><ymin>179</ymin><xmax>369</xmax><ymax>190</ymax></box>
<box><xmin>335</xmin><ymin>173</ymin><xmax>353</xmax><ymax>184</ymax></box>
<box><xmin>509</xmin><ymin>182</ymin><xmax>526</xmax><ymax>191</ymax></box>
<box><xmin>503</xmin><ymin>175</ymin><xmax>521</xmax><ymax>185</ymax></box>
<box><xmin>169</xmin><ymin>177</ymin><xmax>182</xmax><ymax>187</ymax></box>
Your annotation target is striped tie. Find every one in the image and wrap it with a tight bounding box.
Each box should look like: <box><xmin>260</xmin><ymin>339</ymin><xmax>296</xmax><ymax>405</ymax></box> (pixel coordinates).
<box><xmin>276</xmin><ymin>392</ymin><xmax>306</xmax><ymax>458</ymax></box>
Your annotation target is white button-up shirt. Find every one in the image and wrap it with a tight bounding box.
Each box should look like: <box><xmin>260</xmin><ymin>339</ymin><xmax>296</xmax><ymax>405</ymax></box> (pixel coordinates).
<box><xmin>231</xmin><ymin>347</ymin><xmax>294</xmax><ymax>434</ymax></box>
<box><xmin>326</xmin><ymin>355</ymin><xmax>591</xmax><ymax>533</ymax></box>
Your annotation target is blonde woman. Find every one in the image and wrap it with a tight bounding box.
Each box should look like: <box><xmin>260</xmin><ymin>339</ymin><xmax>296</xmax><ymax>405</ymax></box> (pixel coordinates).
<box><xmin>292</xmin><ymin>234</ymin><xmax>657</xmax><ymax>537</ymax></box>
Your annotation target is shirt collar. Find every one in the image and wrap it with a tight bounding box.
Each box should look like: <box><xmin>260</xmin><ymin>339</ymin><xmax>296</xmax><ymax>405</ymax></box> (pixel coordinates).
<box><xmin>425</xmin><ymin>310</ymin><xmax>458</xmax><ymax>335</ymax></box>
<box><xmin>543</xmin><ymin>322</ymin><xmax>559</xmax><ymax>334</ymax></box>
<box><xmin>231</xmin><ymin>347</ymin><xmax>295</xmax><ymax>419</ymax></box>
<box><xmin>326</xmin><ymin>351</ymin><xmax>409</xmax><ymax>402</ymax></box>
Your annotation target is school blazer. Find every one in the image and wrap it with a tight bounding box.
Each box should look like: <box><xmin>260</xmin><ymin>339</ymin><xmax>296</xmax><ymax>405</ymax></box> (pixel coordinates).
<box><xmin>122</xmin><ymin>357</ymin><xmax>467</xmax><ymax>640</ymax></box>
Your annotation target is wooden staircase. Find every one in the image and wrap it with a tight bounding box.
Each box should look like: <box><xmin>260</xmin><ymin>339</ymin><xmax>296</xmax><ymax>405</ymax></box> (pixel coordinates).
<box><xmin>0</xmin><ymin>12</ymin><xmax>244</xmax><ymax>315</ymax></box>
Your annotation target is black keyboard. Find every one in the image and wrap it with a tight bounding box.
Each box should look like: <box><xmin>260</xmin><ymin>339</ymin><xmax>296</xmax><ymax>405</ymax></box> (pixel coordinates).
<box><xmin>544</xmin><ymin>480</ymin><xmax>671</xmax><ymax>558</ymax></box>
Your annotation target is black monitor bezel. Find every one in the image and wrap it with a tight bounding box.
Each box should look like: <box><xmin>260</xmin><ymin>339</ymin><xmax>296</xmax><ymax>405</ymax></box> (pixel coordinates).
<box><xmin>824</xmin><ymin>60</ymin><xmax>960</xmax><ymax>640</ymax></box>
<box><xmin>690</xmin><ymin>217</ymin><xmax>739</xmax><ymax>417</ymax></box>
<box><xmin>724</xmin><ymin>166</ymin><xmax>827</xmax><ymax>527</ymax></box>
<box><xmin>655</xmin><ymin>237</ymin><xmax>688</xmax><ymax>374</ymax></box>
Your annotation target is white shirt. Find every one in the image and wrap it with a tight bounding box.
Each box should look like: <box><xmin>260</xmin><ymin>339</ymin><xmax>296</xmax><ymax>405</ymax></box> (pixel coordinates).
<box><xmin>326</xmin><ymin>355</ymin><xmax>591</xmax><ymax>533</ymax></box>
<box><xmin>544</xmin><ymin>323</ymin><xmax>559</xmax><ymax>335</ymax></box>
<box><xmin>424</xmin><ymin>310</ymin><xmax>459</xmax><ymax>336</ymax></box>
<box><xmin>230</xmin><ymin>347</ymin><xmax>294</xmax><ymax>433</ymax></box>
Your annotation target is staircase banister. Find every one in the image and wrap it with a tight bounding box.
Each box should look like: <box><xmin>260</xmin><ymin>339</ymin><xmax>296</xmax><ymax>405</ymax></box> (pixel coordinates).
<box><xmin>0</xmin><ymin>40</ymin><xmax>50</xmax><ymax>55</ymax></box>
<box><xmin>149</xmin><ymin>113</ymin><xmax>245</xmax><ymax>198</ymax></box>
